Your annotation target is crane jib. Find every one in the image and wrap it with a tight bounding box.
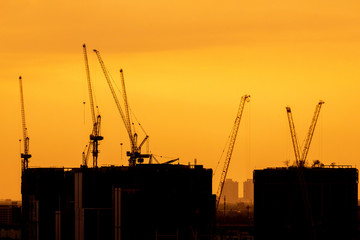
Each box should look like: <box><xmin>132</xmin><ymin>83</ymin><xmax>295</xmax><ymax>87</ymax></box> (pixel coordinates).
<box><xmin>216</xmin><ymin>94</ymin><xmax>250</xmax><ymax>210</ymax></box>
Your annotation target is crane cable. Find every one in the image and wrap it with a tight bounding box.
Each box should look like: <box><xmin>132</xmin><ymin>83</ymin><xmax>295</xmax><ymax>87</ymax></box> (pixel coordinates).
<box><xmin>105</xmin><ymin>66</ymin><xmax>148</xmax><ymax>137</ymax></box>
<box><xmin>214</xmin><ymin>100</ymin><xmax>252</xmax><ymax>176</ymax></box>
<box><xmin>213</xmin><ymin>126</ymin><xmax>232</xmax><ymax>176</ymax></box>
<box><xmin>113</xmin><ymin>69</ymin><xmax>148</xmax><ymax>137</ymax></box>
<box><xmin>247</xmin><ymin>100</ymin><xmax>251</xmax><ymax>170</ymax></box>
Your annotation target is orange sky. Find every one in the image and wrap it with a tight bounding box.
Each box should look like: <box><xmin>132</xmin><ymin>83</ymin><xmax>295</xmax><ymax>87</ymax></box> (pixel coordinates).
<box><xmin>1</xmin><ymin>0</ymin><xmax>360</xmax><ymax>200</ymax></box>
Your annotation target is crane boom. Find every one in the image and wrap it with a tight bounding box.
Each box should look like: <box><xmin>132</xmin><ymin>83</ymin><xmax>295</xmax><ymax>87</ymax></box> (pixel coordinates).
<box><xmin>216</xmin><ymin>94</ymin><xmax>250</xmax><ymax>210</ymax></box>
<box><xmin>138</xmin><ymin>135</ymin><xmax>149</xmax><ymax>150</ymax></box>
<box><xmin>83</xmin><ymin>44</ymin><xmax>103</xmax><ymax>167</ymax></box>
<box><xmin>93</xmin><ymin>49</ymin><xmax>134</xmax><ymax>147</ymax></box>
<box><xmin>83</xmin><ymin>44</ymin><xmax>96</xmax><ymax>124</ymax></box>
<box><xmin>82</xmin><ymin>143</ymin><xmax>91</xmax><ymax>166</ymax></box>
<box><xmin>300</xmin><ymin>100</ymin><xmax>324</xmax><ymax>166</ymax></box>
<box><xmin>286</xmin><ymin>106</ymin><xmax>300</xmax><ymax>166</ymax></box>
<box><xmin>120</xmin><ymin>69</ymin><xmax>150</xmax><ymax>161</ymax></box>
<box><xmin>93</xmin><ymin>49</ymin><xmax>150</xmax><ymax>166</ymax></box>
<box><xmin>120</xmin><ymin>69</ymin><xmax>132</xmax><ymax>138</ymax></box>
<box><xmin>19</xmin><ymin>76</ymin><xmax>31</xmax><ymax>171</ymax></box>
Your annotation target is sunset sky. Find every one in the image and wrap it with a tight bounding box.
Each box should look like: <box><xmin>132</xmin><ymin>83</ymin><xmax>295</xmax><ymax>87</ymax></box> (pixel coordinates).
<box><xmin>1</xmin><ymin>0</ymin><xmax>360</xmax><ymax>200</ymax></box>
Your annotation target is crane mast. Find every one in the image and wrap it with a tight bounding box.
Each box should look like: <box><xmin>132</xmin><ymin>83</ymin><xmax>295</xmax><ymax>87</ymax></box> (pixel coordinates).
<box><xmin>286</xmin><ymin>106</ymin><xmax>300</xmax><ymax>166</ymax></box>
<box><xmin>93</xmin><ymin>49</ymin><xmax>150</xmax><ymax>167</ymax></box>
<box><xmin>19</xmin><ymin>76</ymin><xmax>31</xmax><ymax>171</ymax></box>
<box><xmin>300</xmin><ymin>100</ymin><xmax>324</xmax><ymax>166</ymax></box>
<box><xmin>216</xmin><ymin>95</ymin><xmax>250</xmax><ymax>210</ymax></box>
<box><xmin>82</xmin><ymin>44</ymin><xmax>103</xmax><ymax>167</ymax></box>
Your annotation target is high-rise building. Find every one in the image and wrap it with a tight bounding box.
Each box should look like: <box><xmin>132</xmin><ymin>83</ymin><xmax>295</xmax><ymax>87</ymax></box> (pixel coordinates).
<box><xmin>221</xmin><ymin>179</ymin><xmax>239</xmax><ymax>204</ymax></box>
<box><xmin>243</xmin><ymin>179</ymin><xmax>254</xmax><ymax>203</ymax></box>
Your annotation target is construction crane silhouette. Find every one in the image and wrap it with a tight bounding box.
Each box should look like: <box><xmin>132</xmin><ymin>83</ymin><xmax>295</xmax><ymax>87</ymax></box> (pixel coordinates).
<box><xmin>93</xmin><ymin>49</ymin><xmax>150</xmax><ymax>167</ymax></box>
<box><xmin>286</xmin><ymin>100</ymin><xmax>325</xmax><ymax>167</ymax></box>
<box><xmin>82</xmin><ymin>44</ymin><xmax>103</xmax><ymax>167</ymax></box>
<box><xmin>216</xmin><ymin>95</ymin><xmax>250</xmax><ymax>210</ymax></box>
<box><xmin>286</xmin><ymin>100</ymin><xmax>325</xmax><ymax>240</ymax></box>
<box><xmin>19</xmin><ymin>76</ymin><xmax>31</xmax><ymax>171</ymax></box>
<box><xmin>301</xmin><ymin>100</ymin><xmax>325</xmax><ymax>166</ymax></box>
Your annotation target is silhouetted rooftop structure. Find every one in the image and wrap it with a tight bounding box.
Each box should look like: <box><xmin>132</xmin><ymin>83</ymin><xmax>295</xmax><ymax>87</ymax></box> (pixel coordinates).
<box><xmin>254</xmin><ymin>166</ymin><xmax>358</xmax><ymax>240</ymax></box>
<box><xmin>22</xmin><ymin>164</ymin><xmax>215</xmax><ymax>240</ymax></box>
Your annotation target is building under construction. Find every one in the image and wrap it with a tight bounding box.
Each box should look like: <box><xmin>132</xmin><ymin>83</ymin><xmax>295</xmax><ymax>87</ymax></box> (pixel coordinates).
<box><xmin>253</xmin><ymin>101</ymin><xmax>358</xmax><ymax>239</ymax></box>
<box><xmin>254</xmin><ymin>166</ymin><xmax>358</xmax><ymax>240</ymax></box>
<box><xmin>19</xmin><ymin>46</ymin><xmax>216</xmax><ymax>240</ymax></box>
<box><xmin>21</xmin><ymin>164</ymin><xmax>215</xmax><ymax>240</ymax></box>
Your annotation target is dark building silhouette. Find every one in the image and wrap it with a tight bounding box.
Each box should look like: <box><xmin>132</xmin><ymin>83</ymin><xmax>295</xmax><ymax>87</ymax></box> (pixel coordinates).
<box><xmin>254</xmin><ymin>166</ymin><xmax>358</xmax><ymax>240</ymax></box>
<box><xmin>22</xmin><ymin>164</ymin><xmax>215</xmax><ymax>240</ymax></box>
<box><xmin>0</xmin><ymin>200</ymin><xmax>21</xmax><ymax>240</ymax></box>
<box><xmin>0</xmin><ymin>200</ymin><xmax>21</xmax><ymax>226</ymax></box>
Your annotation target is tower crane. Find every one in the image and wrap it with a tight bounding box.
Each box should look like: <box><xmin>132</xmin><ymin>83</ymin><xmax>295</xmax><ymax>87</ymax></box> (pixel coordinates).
<box><xmin>82</xmin><ymin>44</ymin><xmax>103</xmax><ymax>167</ymax></box>
<box><xmin>19</xmin><ymin>76</ymin><xmax>31</xmax><ymax>171</ymax></box>
<box><xmin>93</xmin><ymin>49</ymin><xmax>150</xmax><ymax>167</ymax></box>
<box><xmin>286</xmin><ymin>100</ymin><xmax>324</xmax><ymax>167</ymax></box>
<box><xmin>285</xmin><ymin>101</ymin><xmax>324</xmax><ymax>240</ymax></box>
<box><xmin>216</xmin><ymin>95</ymin><xmax>250</xmax><ymax>210</ymax></box>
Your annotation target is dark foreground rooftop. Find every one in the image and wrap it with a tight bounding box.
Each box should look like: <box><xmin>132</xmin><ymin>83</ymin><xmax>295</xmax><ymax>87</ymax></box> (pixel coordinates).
<box><xmin>254</xmin><ymin>166</ymin><xmax>358</xmax><ymax>240</ymax></box>
<box><xmin>22</xmin><ymin>164</ymin><xmax>215</xmax><ymax>240</ymax></box>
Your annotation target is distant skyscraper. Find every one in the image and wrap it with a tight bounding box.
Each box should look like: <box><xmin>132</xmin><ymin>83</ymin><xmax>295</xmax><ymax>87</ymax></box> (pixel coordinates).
<box><xmin>243</xmin><ymin>179</ymin><xmax>254</xmax><ymax>203</ymax></box>
<box><xmin>221</xmin><ymin>179</ymin><xmax>239</xmax><ymax>203</ymax></box>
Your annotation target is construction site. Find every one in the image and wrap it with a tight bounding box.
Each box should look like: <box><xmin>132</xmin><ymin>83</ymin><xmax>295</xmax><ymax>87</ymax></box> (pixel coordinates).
<box><xmin>254</xmin><ymin>166</ymin><xmax>358</xmax><ymax>240</ymax></box>
<box><xmin>18</xmin><ymin>45</ymin><xmax>250</xmax><ymax>240</ymax></box>
<box><xmin>16</xmin><ymin>45</ymin><xmax>359</xmax><ymax>240</ymax></box>
<box><xmin>253</xmin><ymin>101</ymin><xmax>359</xmax><ymax>240</ymax></box>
